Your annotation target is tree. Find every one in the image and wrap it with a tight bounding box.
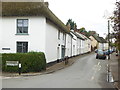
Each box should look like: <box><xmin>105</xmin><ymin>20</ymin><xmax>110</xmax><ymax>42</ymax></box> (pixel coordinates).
<box><xmin>78</xmin><ymin>27</ymin><xmax>90</xmax><ymax>38</ymax></box>
<box><xmin>112</xmin><ymin>1</ymin><xmax>120</xmax><ymax>51</ymax></box>
<box><xmin>66</xmin><ymin>19</ymin><xmax>77</xmax><ymax>30</ymax></box>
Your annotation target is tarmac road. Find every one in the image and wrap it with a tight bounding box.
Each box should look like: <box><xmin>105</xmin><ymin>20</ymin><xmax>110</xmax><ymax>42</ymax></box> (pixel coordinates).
<box><xmin>2</xmin><ymin>53</ymin><xmax>116</xmax><ymax>88</ymax></box>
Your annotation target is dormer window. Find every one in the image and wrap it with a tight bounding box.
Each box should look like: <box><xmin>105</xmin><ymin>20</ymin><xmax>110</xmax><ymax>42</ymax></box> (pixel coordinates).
<box><xmin>17</xmin><ymin>19</ymin><xmax>28</xmax><ymax>34</ymax></box>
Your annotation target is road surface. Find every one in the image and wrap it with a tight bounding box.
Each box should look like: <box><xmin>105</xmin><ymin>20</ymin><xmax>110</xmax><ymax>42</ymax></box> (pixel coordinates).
<box><xmin>2</xmin><ymin>53</ymin><xmax>115</xmax><ymax>88</ymax></box>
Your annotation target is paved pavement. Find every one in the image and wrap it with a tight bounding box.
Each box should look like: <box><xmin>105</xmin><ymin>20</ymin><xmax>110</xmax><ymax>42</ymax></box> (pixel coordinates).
<box><xmin>110</xmin><ymin>52</ymin><xmax>120</xmax><ymax>90</ymax></box>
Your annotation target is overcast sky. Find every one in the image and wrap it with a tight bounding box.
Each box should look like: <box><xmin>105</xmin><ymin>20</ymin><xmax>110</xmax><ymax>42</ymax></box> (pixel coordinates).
<box><xmin>44</xmin><ymin>0</ymin><xmax>116</xmax><ymax>37</ymax></box>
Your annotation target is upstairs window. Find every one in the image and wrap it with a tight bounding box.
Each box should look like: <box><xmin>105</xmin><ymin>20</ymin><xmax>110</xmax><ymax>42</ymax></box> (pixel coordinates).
<box><xmin>17</xmin><ymin>19</ymin><xmax>28</xmax><ymax>34</ymax></box>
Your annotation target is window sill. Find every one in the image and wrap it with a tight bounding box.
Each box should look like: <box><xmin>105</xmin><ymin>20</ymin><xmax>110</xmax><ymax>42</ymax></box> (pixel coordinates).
<box><xmin>15</xmin><ymin>33</ymin><xmax>29</xmax><ymax>35</ymax></box>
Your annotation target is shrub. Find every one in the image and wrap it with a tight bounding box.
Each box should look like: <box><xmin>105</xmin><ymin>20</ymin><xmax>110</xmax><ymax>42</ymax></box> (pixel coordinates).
<box><xmin>2</xmin><ymin>52</ymin><xmax>46</xmax><ymax>73</ymax></box>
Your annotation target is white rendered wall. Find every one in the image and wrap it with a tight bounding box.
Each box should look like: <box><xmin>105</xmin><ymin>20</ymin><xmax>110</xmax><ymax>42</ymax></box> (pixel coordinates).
<box><xmin>65</xmin><ymin>34</ymin><xmax>72</xmax><ymax>57</ymax></box>
<box><xmin>104</xmin><ymin>43</ymin><xmax>108</xmax><ymax>50</ymax></box>
<box><xmin>98</xmin><ymin>43</ymin><xmax>103</xmax><ymax>50</ymax></box>
<box><xmin>0</xmin><ymin>17</ymin><xmax>2</xmax><ymax>53</ymax></box>
<box><xmin>71</xmin><ymin>33</ymin><xmax>77</xmax><ymax>56</ymax></box>
<box><xmin>57</xmin><ymin>30</ymin><xmax>66</xmax><ymax>59</ymax></box>
<box><xmin>76</xmin><ymin>38</ymin><xmax>81</xmax><ymax>55</ymax></box>
<box><xmin>45</xmin><ymin>21</ymin><xmax>58</xmax><ymax>63</ymax></box>
<box><xmin>1</xmin><ymin>16</ymin><xmax>46</xmax><ymax>53</ymax></box>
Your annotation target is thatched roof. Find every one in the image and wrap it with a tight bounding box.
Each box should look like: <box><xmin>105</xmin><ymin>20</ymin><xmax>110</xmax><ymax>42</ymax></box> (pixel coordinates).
<box><xmin>2</xmin><ymin>2</ymin><xmax>69</xmax><ymax>33</ymax></box>
<box><xmin>99</xmin><ymin>37</ymin><xmax>107</xmax><ymax>43</ymax></box>
<box><xmin>92</xmin><ymin>34</ymin><xmax>107</xmax><ymax>43</ymax></box>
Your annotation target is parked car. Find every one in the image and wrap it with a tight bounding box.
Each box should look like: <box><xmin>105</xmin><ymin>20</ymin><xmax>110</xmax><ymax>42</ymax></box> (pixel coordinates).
<box><xmin>104</xmin><ymin>50</ymin><xmax>110</xmax><ymax>55</ymax></box>
<box><xmin>95</xmin><ymin>49</ymin><xmax>98</xmax><ymax>53</ymax></box>
<box><xmin>96</xmin><ymin>50</ymin><xmax>106</xmax><ymax>60</ymax></box>
<box><xmin>104</xmin><ymin>49</ymin><xmax>113</xmax><ymax>55</ymax></box>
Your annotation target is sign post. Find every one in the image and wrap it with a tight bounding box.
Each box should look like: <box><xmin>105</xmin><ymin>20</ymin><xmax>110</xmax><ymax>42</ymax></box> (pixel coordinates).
<box><xmin>18</xmin><ymin>62</ymin><xmax>22</xmax><ymax>75</ymax></box>
<box><xmin>6</xmin><ymin>61</ymin><xmax>22</xmax><ymax>75</ymax></box>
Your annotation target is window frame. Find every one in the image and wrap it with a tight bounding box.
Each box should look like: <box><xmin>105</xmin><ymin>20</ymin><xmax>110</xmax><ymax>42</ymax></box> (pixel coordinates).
<box><xmin>17</xmin><ymin>19</ymin><xmax>28</xmax><ymax>34</ymax></box>
<box><xmin>17</xmin><ymin>42</ymin><xmax>28</xmax><ymax>53</ymax></box>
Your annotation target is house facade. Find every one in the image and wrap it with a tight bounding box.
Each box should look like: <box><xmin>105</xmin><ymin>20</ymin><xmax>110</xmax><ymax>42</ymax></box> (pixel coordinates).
<box><xmin>1</xmin><ymin>2</ymin><xmax>93</xmax><ymax>64</ymax></box>
<box><xmin>73</xmin><ymin>31</ymin><xmax>85</xmax><ymax>55</ymax></box>
<box><xmin>1</xmin><ymin>2</ymin><xmax>69</xmax><ymax>63</ymax></box>
<box><xmin>89</xmin><ymin>35</ymin><xmax>98</xmax><ymax>51</ymax></box>
<box><xmin>89</xmin><ymin>34</ymin><xmax>108</xmax><ymax>51</ymax></box>
<box><xmin>98</xmin><ymin>37</ymin><xmax>108</xmax><ymax>50</ymax></box>
<box><xmin>65</xmin><ymin>33</ymin><xmax>72</xmax><ymax>58</ymax></box>
<box><xmin>70</xmin><ymin>31</ymin><xmax>77</xmax><ymax>56</ymax></box>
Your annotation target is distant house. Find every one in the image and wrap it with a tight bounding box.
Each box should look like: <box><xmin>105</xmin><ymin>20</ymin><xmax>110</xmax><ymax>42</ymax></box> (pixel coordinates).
<box><xmin>75</xmin><ymin>31</ymin><xmax>91</xmax><ymax>53</ymax></box>
<box><xmin>1</xmin><ymin>2</ymin><xmax>69</xmax><ymax>63</ymax></box>
<box><xmin>70</xmin><ymin>30</ymin><xmax>77</xmax><ymax>56</ymax></box>
<box><xmin>70</xmin><ymin>30</ymin><xmax>85</xmax><ymax>55</ymax></box>
<box><xmin>89</xmin><ymin>34</ymin><xmax>108</xmax><ymax>50</ymax></box>
<box><xmin>98</xmin><ymin>37</ymin><xmax>108</xmax><ymax>50</ymax></box>
<box><xmin>89</xmin><ymin>35</ymin><xmax>98</xmax><ymax>50</ymax></box>
<box><xmin>65</xmin><ymin>33</ymin><xmax>73</xmax><ymax>58</ymax></box>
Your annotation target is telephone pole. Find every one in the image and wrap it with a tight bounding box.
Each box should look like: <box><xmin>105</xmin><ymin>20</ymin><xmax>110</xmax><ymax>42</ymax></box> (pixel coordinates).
<box><xmin>108</xmin><ymin>20</ymin><xmax>110</xmax><ymax>60</ymax></box>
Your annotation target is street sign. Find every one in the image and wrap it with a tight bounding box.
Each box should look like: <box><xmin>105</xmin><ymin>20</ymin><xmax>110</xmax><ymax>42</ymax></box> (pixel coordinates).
<box><xmin>6</xmin><ymin>61</ymin><xmax>19</xmax><ymax>66</ymax></box>
<box><xmin>19</xmin><ymin>63</ymin><xmax>21</xmax><ymax>68</ymax></box>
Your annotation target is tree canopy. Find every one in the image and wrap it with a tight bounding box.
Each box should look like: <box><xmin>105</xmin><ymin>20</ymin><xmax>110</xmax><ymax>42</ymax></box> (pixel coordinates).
<box><xmin>66</xmin><ymin>19</ymin><xmax>77</xmax><ymax>30</ymax></box>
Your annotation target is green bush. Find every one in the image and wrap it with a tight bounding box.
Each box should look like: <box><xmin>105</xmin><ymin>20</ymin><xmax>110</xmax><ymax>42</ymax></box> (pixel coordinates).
<box><xmin>2</xmin><ymin>52</ymin><xmax>46</xmax><ymax>73</ymax></box>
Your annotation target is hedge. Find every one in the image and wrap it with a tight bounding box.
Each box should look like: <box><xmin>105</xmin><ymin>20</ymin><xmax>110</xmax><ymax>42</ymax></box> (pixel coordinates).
<box><xmin>2</xmin><ymin>52</ymin><xmax>46</xmax><ymax>73</ymax></box>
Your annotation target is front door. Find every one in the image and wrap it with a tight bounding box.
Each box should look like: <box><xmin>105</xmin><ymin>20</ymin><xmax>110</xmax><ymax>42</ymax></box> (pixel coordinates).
<box><xmin>61</xmin><ymin>45</ymin><xmax>65</xmax><ymax>58</ymax></box>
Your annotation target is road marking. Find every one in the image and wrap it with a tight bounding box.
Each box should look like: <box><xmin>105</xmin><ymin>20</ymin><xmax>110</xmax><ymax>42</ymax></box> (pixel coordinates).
<box><xmin>91</xmin><ymin>62</ymin><xmax>101</xmax><ymax>81</ymax></box>
<box><xmin>98</xmin><ymin>62</ymin><xmax>100</xmax><ymax>65</ymax></box>
<box><xmin>91</xmin><ymin>76</ymin><xmax>95</xmax><ymax>80</ymax></box>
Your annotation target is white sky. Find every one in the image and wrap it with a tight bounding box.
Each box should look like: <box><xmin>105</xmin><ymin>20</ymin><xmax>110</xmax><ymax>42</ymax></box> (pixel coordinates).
<box><xmin>44</xmin><ymin>0</ymin><xmax>116</xmax><ymax>37</ymax></box>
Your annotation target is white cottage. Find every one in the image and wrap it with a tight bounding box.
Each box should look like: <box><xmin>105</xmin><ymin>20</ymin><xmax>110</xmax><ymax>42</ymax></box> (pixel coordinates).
<box><xmin>65</xmin><ymin>33</ymin><xmax>73</xmax><ymax>58</ymax></box>
<box><xmin>70</xmin><ymin>30</ymin><xmax>77</xmax><ymax>56</ymax></box>
<box><xmin>1</xmin><ymin>2</ymin><xmax>69</xmax><ymax>63</ymax></box>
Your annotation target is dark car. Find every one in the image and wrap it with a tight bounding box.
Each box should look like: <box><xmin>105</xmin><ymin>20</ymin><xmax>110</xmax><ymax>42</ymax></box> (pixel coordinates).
<box><xmin>104</xmin><ymin>50</ymin><xmax>110</xmax><ymax>55</ymax></box>
<box><xmin>96</xmin><ymin>50</ymin><xmax>106</xmax><ymax>60</ymax></box>
<box><xmin>104</xmin><ymin>49</ymin><xmax>113</xmax><ymax>55</ymax></box>
<box><xmin>95</xmin><ymin>49</ymin><xmax>98</xmax><ymax>53</ymax></box>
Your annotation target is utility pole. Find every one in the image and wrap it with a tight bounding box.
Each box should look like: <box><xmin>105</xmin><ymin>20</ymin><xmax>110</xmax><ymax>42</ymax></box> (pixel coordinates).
<box><xmin>108</xmin><ymin>20</ymin><xmax>110</xmax><ymax>60</ymax></box>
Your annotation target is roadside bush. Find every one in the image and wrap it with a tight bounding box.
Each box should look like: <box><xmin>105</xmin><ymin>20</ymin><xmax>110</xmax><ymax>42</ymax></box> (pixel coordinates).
<box><xmin>2</xmin><ymin>52</ymin><xmax>46</xmax><ymax>73</ymax></box>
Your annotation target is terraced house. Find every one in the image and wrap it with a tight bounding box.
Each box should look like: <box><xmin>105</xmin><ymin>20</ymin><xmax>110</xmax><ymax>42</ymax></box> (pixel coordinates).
<box><xmin>1</xmin><ymin>2</ymin><xmax>70</xmax><ymax>63</ymax></box>
<box><xmin>89</xmin><ymin>34</ymin><xmax>108</xmax><ymax>51</ymax></box>
<box><xmin>1</xmin><ymin>1</ymin><xmax>92</xmax><ymax>64</ymax></box>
